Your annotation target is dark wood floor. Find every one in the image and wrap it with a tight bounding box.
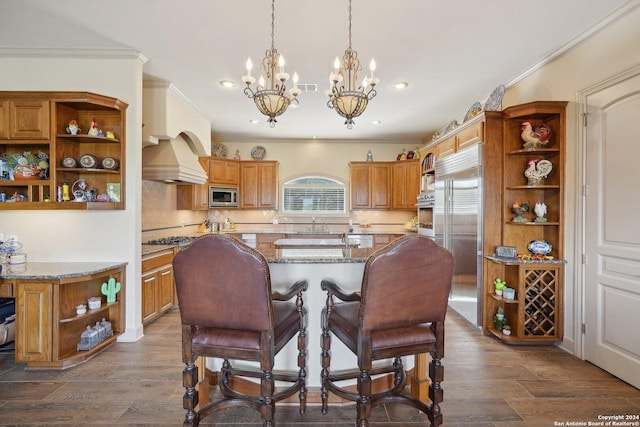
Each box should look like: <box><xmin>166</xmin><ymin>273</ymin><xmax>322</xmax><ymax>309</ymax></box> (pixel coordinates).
<box><xmin>0</xmin><ymin>307</ymin><xmax>638</xmax><ymax>426</ymax></box>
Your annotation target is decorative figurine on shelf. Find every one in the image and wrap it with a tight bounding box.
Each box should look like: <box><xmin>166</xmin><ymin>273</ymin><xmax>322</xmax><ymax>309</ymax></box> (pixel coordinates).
<box><xmin>521</xmin><ymin>120</ymin><xmax>551</xmax><ymax>150</ymax></box>
<box><xmin>66</xmin><ymin>120</ymin><xmax>80</xmax><ymax>135</ymax></box>
<box><xmin>105</xmin><ymin>130</ymin><xmax>115</xmax><ymax>139</ymax></box>
<box><xmin>234</xmin><ymin>149</ymin><xmax>241</xmax><ymax>160</ymax></box>
<box><xmin>366</xmin><ymin>150</ymin><xmax>373</xmax><ymax>161</ymax></box>
<box><xmin>101</xmin><ymin>277</ymin><xmax>121</xmax><ymax>304</ymax></box>
<box><xmin>524</xmin><ymin>158</ymin><xmax>553</xmax><ymax>186</ymax></box>
<box><xmin>511</xmin><ymin>199</ymin><xmax>530</xmax><ymax>222</ymax></box>
<box><xmin>534</xmin><ymin>200</ymin><xmax>548</xmax><ymax>223</ymax></box>
<box><xmin>88</xmin><ymin>118</ymin><xmax>100</xmax><ymax>136</ymax></box>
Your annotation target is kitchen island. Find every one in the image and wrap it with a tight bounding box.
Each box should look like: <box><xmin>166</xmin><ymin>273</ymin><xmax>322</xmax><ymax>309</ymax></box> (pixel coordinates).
<box><xmin>0</xmin><ymin>262</ymin><xmax>126</xmax><ymax>369</ymax></box>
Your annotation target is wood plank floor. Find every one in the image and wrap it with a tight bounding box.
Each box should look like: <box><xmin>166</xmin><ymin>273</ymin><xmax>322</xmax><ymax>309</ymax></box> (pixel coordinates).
<box><xmin>0</xmin><ymin>307</ymin><xmax>638</xmax><ymax>426</ymax></box>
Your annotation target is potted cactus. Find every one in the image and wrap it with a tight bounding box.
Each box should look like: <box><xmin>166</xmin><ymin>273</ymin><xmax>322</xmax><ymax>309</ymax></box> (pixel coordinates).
<box><xmin>493</xmin><ymin>278</ymin><xmax>507</xmax><ymax>296</ymax></box>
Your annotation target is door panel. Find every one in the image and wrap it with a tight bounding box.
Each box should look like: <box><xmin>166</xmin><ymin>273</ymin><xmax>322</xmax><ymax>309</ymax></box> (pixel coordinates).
<box><xmin>584</xmin><ymin>71</ymin><xmax>640</xmax><ymax>388</ymax></box>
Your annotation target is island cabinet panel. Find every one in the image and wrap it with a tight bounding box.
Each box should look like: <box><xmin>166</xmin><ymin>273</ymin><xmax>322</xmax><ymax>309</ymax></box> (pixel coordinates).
<box><xmin>15</xmin><ymin>281</ymin><xmax>52</xmax><ymax>363</ymax></box>
<box><xmin>239</xmin><ymin>161</ymin><xmax>278</xmax><ymax>209</ymax></box>
<box><xmin>141</xmin><ymin>249</ymin><xmax>175</xmax><ymax>325</ymax></box>
<box><xmin>13</xmin><ymin>265</ymin><xmax>125</xmax><ymax>369</ymax></box>
<box><xmin>349</xmin><ymin>162</ymin><xmax>391</xmax><ymax>210</ymax></box>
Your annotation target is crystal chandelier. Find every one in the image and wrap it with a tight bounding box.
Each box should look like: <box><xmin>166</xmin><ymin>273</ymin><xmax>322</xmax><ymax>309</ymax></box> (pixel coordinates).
<box><xmin>327</xmin><ymin>0</ymin><xmax>379</xmax><ymax>129</ymax></box>
<box><xmin>242</xmin><ymin>0</ymin><xmax>300</xmax><ymax>128</ymax></box>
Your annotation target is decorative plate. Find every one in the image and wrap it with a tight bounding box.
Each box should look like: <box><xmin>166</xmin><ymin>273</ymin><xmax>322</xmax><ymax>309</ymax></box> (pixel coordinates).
<box><xmin>62</xmin><ymin>157</ymin><xmax>77</xmax><ymax>168</ymax></box>
<box><xmin>101</xmin><ymin>157</ymin><xmax>119</xmax><ymax>170</ymax></box>
<box><xmin>463</xmin><ymin>102</ymin><xmax>482</xmax><ymax>122</ymax></box>
<box><xmin>528</xmin><ymin>240</ymin><xmax>552</xmax><ymax>255</ymax></box>
<box><xmin>251</xmin><ymin>146</ymin><xmax>266</xmax><ymax>160</ymax></box>
<box><xmin>484</xmin><ymin>85</ymin><xmax>505</xmax><ymax>111</ymax></box>
<box><xmin>212</xmin><ymin>142</ymin><xmax>228</xmax><ymax>158</ymax></box>
<box><xmin>79</xmin><ymin>154</ymin><xmax>98</xmax><ymax>168</ymax></box>
<box><xmin>444</xmin><ymin>120</ymin><xmax>459</xmax><ymax>134</ymax></box>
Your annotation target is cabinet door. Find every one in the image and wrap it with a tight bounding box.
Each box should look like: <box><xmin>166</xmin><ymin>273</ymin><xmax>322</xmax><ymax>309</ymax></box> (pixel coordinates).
<box><xmin>158</xmin><ymin>266</ymin><xmax>175</xmax><ymax>312</ymax></box>
<box><xmin>456</xmin><ymin>121</ymin><xmax>483</xmax><ymax>151</ymax></box>
<box><xmin>223</xmin><ymin>161</ymin><xmax>239</xmax><ymax>185</ymax></box>
<box><xmin>15</xmin><ymin>281</ymin><xmax>52</xmax><ymax>363</ymax></box>
<box><xmin>240</xmin><ymin>162</ymin><xmax>259</xmax><ymax>208</ymax></box>
<box><xmin>437</xmin><ymin>137</ymin><xmax>456</xmax><ymax>159</ymax></box>
<box><xmin>141</xmin><ymin>272</ymin><xmax>158</xmax><ymax>324</ymax></box>
<box><xmin>392</xmin><ymin>160</ymin><xmax>420</xmax><ymax>210</ymax></box>
<box><xmin>370</xmin><ymin>163</ymin><xmax>391</xmax><ymax>209</ymax></box>
<box><xmin>9</xmin><ymin>100</ymin><xmax>50</xmax><ymax>139</ymax></box>
<box><xmin>258</xmin><ymin>162</ymin><xmax>278</xmax><ymax>209</ymax></box>
<box><xmin>350</xmin><ymin>163</ymin><xmax>371</xmax><ymax>209</ymax></box>
<box><xmin>0</xmin><ymin>100</ymin><xmax>9</xmax><ymax>139</ymax></box>
<box><xmin>240</xmin><ymin>161</ymin><xmax>278</xmax><ymax>209</ymax></box>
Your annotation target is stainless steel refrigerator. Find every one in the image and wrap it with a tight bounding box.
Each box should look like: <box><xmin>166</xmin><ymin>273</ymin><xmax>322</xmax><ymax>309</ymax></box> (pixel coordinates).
<box><xmin>434</xmin><ymin>144</ymin><xmax>483</xmax><ymax>326</ymax></box>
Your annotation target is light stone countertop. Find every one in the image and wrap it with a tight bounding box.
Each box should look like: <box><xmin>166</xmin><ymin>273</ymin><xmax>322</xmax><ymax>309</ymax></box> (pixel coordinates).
<box><xmin>0</xmin><ymin>262</ymin><xmax>127</xmax><ymax>280</ymax></box>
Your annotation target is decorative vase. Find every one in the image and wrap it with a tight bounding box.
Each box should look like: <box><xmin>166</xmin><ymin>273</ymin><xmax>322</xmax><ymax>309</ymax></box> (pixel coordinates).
<box><xmin>13</xmin><ymin>165</ymin><xmax>41</xmax><ymax>180</ymax></box>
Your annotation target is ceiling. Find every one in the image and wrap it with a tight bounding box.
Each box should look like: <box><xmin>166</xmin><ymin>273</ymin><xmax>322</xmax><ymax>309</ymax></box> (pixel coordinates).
<box><xmin>0</xmin><ymin>0</ymin><xmax>630</xmax><ymax>143</ymax></box>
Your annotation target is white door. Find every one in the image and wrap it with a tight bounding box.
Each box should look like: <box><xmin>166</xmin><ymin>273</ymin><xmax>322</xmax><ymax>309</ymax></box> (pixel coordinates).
<box><xmin>584</xmin><ymin>70</ymin><xmax>640</xmax><ymax>389</ymax></box>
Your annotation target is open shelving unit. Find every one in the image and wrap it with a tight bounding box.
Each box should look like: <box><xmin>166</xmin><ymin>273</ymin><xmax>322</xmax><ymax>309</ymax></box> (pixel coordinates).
<box><xmin>0</xmin><ymin>92</ymin><xmax>127</xmax><ymax>210</ymax></box>
<box><xmin>483</xmin><ymin>101</ymin><xmax>568</xmax><ymax>344</ymax></box>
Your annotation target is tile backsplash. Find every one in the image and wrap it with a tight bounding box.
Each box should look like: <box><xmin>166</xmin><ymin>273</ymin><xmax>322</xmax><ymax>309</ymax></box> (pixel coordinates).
<box><xmin>142</xmin><ymin>180</ymin><xmax>415</xmax><ymax>241</ymax></box>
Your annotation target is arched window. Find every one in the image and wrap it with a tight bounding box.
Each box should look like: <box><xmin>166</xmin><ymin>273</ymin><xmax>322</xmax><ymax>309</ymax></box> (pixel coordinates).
<box><xmin>282</xmin><ymin>176</ymin><xmax>346</xmax><ymax>215</ymax></box>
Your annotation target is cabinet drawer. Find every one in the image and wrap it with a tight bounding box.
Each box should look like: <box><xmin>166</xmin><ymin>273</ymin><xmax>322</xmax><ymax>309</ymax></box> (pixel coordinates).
<box><xmin>142</xmin><ymin>249</ymin><xmax>174</xmax><ymax>271</ymax></box>
<box><xmin>456</xmin><ymin>122</ymin><xmax>483</xmax><ymax>150</ymax></box>
<box><xmin>436</xmin><ymin>137</ymin><xmax>456</xmax><ymax>159</ymax></box>
<box><xmin>0</xmin><ymin>281</ymin><xmax>14</xmax><ymax>297</ymax></box>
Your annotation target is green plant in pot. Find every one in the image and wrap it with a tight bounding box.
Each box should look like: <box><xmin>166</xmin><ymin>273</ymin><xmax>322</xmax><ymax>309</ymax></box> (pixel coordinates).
<box><xmin>502</xmin><ymin>324</ymin><xmax>512</xmax><ymax>336</ymax></box>
<box><xmin>493</xmin><ymin>278</ymin><xmax>507</xmax><ymax>296</ymax></box>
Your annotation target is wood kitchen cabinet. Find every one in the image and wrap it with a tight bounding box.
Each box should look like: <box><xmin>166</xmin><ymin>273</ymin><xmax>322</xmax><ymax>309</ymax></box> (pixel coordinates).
<box><xmin>177</xmin><ymin>158</ymin><xmax>209</xmax><ymax>210</ymax></box>
<box><xmin>0</xmin><ymin>99</ymin><xmax>50</xmax><ymax>140</ymax></box>
<box><xmin>208</xmin><ymin>157</ymin><xmax>239</xmax><ymax>186</ymax></box>
<box><xmin>391</xmin><ymin>159</ymin><xmax>421</xmax><ymax>210</ymax></box>
<box><xmin>349</xmin><ymin>162</ymin><xmax>391</xmax><ymax>210</ymax></box>
<box><xmin>12</xmin><ymin>265</ymin><xmax>125</xmax><ymax>369</ymax></box>
<box><xmin>239</xmin><ymin>161</ymin><xmax>279</xmax><ymax>209</ymax></box>
<box><xmin>0</xmin><ymin>91</ymin><xmax>127</xmax><ymax>210</ymax></box>
<box><xmin>141</xmin><ymin>248</ymin><xmax>176</xmax><ymax>325</ymax></box>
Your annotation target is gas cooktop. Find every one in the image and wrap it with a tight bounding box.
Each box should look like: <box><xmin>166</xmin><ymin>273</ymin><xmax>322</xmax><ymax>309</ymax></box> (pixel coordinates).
<box><xmin>146</xmin><ymin>236</ymin><xmax>198</xmax><ymax>245</ymax></box>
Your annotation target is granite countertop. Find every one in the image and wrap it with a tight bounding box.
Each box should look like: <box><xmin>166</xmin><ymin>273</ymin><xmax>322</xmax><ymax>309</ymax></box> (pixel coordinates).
<box><xmin>0</xmin><ymin>262</ymin><xmax>128</xmax><ymax>280</ymax></box>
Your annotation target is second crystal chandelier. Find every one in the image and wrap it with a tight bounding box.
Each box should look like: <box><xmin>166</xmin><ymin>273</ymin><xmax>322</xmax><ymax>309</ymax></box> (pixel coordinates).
<box><xmin>327</xmin><ymin>0</ymin><xmax>379</xmax><ymax>129</ymax></box>
<box><xmin>242</xmin><ymin>0</ymin><xmax>301</xmax><ymax>128</ymax></box>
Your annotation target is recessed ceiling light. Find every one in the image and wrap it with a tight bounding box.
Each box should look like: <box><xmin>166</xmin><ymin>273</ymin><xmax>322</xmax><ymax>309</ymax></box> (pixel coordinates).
<box><xmin>371</xmin><ymin>120</ymin><xmax>382</xmax><ymax>125</ymax></box>
<box><xmin>249</xmin><ymin>119</ymin><xmax>260</xmax><ymax>124</ymax></box>
<box><xmin>219</xmin><ymin>80</ymin><xmax>236</xmax><ymax>88</ymax></box>
<box><xmin>392</xmin><ymin>82</ymin><xmax>408</xmax><ymax>90</ymax></box>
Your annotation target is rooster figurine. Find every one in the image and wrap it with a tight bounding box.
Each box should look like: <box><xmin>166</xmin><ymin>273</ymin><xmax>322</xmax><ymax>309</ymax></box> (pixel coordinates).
<box><xmin>511</xmin><ymin>200</ymin><xmax>530</xmax><ymax>223</ymax></box>
<box><xmin>534</xmin><ymin>200</ymin><xmax>547</xmax><ymax>223</ymax></box>
<box><xmin>524</xmin><ymin>158</ymin><xmax>553</xmax><ymax>186</ymax></box>
<box><xmin>88</xmin><ymin>118</ymin><xmax>100</xmax><ymax>136</ymax></box>
<box><xmin>521</xmin><ymin>120</ymin><xmax>551</xmax><ymax>150</ymax></box>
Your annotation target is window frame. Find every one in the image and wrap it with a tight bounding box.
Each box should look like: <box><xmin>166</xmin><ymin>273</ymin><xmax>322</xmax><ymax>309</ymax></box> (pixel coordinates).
<box><xmin>280</xmin><ymin>175</ymin><xmax>348</xmax><ymax>217</ymax></box>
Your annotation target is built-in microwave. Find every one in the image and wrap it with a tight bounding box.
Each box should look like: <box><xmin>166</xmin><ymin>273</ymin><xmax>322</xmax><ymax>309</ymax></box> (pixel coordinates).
<box><xmin>209</xmin><ymin>186</ymin><xmax>238</xmax><ymax>208</ymax></box>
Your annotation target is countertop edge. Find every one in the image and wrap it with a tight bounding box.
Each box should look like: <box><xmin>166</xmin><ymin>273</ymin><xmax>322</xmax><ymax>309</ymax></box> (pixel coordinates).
<box><xmin>0</xmin><ymin>262</ymin><xmax>128</xmax><ymax>280</ymax></box>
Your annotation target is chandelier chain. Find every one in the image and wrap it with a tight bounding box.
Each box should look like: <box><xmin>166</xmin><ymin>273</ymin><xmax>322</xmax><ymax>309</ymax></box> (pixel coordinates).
<box><xmin>271</xmin><ymin>0</ymin><xmax>275</xmax><ymax>51</ymax></box>
<box><xmin>348</xmin><ymin>0</ymin><xmax>352</xmax><ymax>50</ymax></box>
